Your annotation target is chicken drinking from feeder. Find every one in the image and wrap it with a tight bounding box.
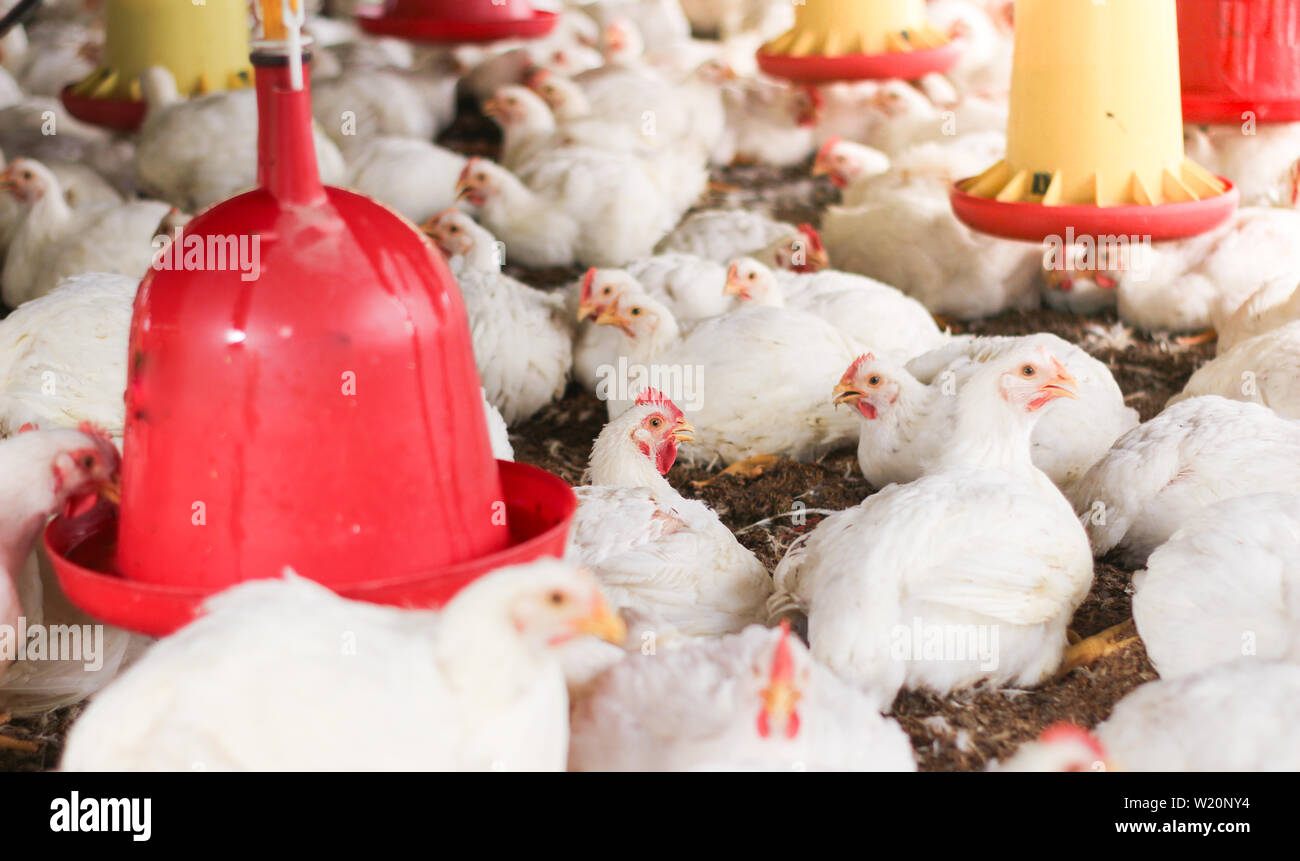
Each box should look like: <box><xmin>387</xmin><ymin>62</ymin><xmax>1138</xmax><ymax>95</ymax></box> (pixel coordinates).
<box><xmin>950</xmin><ymin>0</ymin><xmax>1240</xmax><ymax>243</ymax></box>
<box><xmin>356</xmin><ymin>0</ymin><xmax>559</xmax><ymax>44</ymax></box>
<box><xmin>756</xmin><ymin>0</ymin><xmax>961</xmax><ymax>84</ymax></box>
<box><xmin>1179</xmin><ymin>0</ymin><xmax>1300</xmax><ymax>124</ymax></box>
<box><xmin>43</xmin><ymin>0</ymin><xmax>577</xmax><ymax>638</ymax></box>
<box><xmin>59</xmin><ymin>0</ymin><xmax>254</xmax><ymax>132</ymax></box>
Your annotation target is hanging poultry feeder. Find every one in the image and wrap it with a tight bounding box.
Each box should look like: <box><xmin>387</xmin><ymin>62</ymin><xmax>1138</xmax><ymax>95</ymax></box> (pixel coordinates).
<box><xmin>756</xmin><ymin>0</ymin><xmax>961</xmax><ymax>84</ymax></box>
<box><xmin>1178</xmin><ymin>0</ymin><xmax>1300</xmax><ymax>124</ymax></box>
<box><xmin>59</xmin><ymin>0</ymin><xmax>254</xmax><ymax>133</ymax></box>
<box><xmin>44</xmin><ymin>2</ymin><xmax>576</xmax><ymax>638</ymax></box>
<box><xmin>356</xmin><ymin>0</ymin><xmax>558</xmax><ymax>44</ymax></box>
<box><xmin>950</xmin><ymin>0</ymin><xmax>1239</xmax><ymax>243</ymax></box>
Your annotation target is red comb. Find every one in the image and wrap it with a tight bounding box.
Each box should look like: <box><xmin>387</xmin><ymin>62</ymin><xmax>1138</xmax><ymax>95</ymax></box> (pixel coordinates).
<box><xmin>816</xmin><ymin>136</ymin><xmax>842</xmax><ymax>163</ymax></box>
<box><xmin>17</xmin><ymin>422</ymin><xmax>37</xmax><ymax>433</ymax></box>
<box><xmin>77</xmin><ymin>421</ymin><xmax>114</xmax><ymax>446</ymax></box>
<box><xmin>1039</xmin><ymin>722</ymin><xmax>1106</xmax><ymax>758</ymax></box>
<box><xmin>840</xmin><ymin>353</ymin><xmax>876</xmax><ymax>384</ymax></box>
<box><xmin>797</xmin><ymin>224</ymin><xmax>825</xmax><ymax>255</ymax></box>
<box><xmin>635</xmin><ymin>388</ymin><xmax>684</xmax><ymax>422</ymax></box>
<box><xmin>457</xmin><ymin>160</ymin><xmax>477</xmax><ymax>185</ymax></box>
<box><xmin>580</xmin><ymin>268</ymin><xmax>598</xmax><ymax>302</ymax></box>
<box><xmin>769</xmin><ymin>619</ymin><xmax>796</xmax><ymax>683</ymax></box>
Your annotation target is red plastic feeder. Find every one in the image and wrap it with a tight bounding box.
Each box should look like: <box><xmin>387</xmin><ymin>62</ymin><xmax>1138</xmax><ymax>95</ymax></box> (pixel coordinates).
<box><xmin>60</xmin><ymin>87</ymin><xmax>149</xmax><ymax>132</ymax></box>
<box><xmin>949</xmin><ymin>176</ymin><xmax>1241</xmax><ymax>243</ymax></box>
<box><xmin>756</xmin><ymin>42</ymin><xmax>961</xmax><ymax>84</ymax></box>
<box><xmin>357</xmin><ymin>0</ymin><xmax>558</xmax><ymax>44</ymax></box>
<box><xmin>44</xmin><ymin>46</ymin><xmax>576</xmax><ymax>638</ymax></box>
<box><xmin>1179</xmin><ymin>0</ymin><xmax>1300</xmax><ymax>124</ymax></box>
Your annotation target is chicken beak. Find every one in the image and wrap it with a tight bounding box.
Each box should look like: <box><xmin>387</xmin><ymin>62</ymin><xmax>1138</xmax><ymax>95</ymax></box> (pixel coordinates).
<box><xmin>807</xmin><ymin>247</ymin><xmax>831</xmax><ymax>271</ymax></box>
<box><xmin>811</xmin><ymin>155</ymin><xmax>830</xmax><ymax>178</ymax></box>
<box><xmin>482</xmin><ymin>97</ymin><xmax>503</xmax><ymax>118</ymax></box>
<box><xmin>723</xmin><ymin>264</ymin><xmax>747</xmax><ymax>297</ymax></box>
<box><xmin>595</xmin><ymin>305</ymin><xmax>629</xmax><ymax>332</ymax></box>
<box><xmin>573</xmin><ymin>597</ymin><xmax>626</xmax><ymax>645</ymax></box>
<box><xmin>1039</xmin><ymin>361</ymin><xmax>1080</xmax><ymax>401</ymax></box>
<box><xmin>671</xmin><ymin>417</ymin><xmax>695</xmax><ymax>443</ymax></box>
<box><xmin>832</xmin><ymin>382</ymin><xmax>863</xmax><ymax>406</ymax></box>
<box><xmin>98</xmin><ymin>476</ymin><xmax>121</xmax><ymax>505</ymax></box>
<box><xmin>418</xmin><ymin>218</ymin><xmax>442</xmax><ymax>241</ymax></box>
<box><xmin>576</xmin><ymin>300</ymin><xmax>599</xmax><ymax>322</ymax></box>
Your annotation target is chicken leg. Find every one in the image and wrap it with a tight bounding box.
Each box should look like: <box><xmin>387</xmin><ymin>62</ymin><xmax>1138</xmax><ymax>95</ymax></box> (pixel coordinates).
<box><xmin>693</xmin><ymin>454</ymin><xmax>784</xmax><ymax>488</ymax></box>
<box><xmin>1175</xmin><ymin>328</ymin><xmax>1217</xmax><ymax>348</ymax></box>
<box><xmin>1057</xmin><ymin>619</ymin><xmax>1140</xmax><ymax>677</ymax></box>
<box><xmin>0</xmin><ymin>712</ymin><xmax>40</xmax><ymax>753</ymax></box>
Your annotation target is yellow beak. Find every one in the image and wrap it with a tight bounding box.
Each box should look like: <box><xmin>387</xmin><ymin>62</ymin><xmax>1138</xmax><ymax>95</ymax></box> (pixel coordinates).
<box><xmin>573</xmin><ymin>597</ymin><xmax>626</xmax><ymax>645</ymax></box>
<box><xmin>832</xmin><ymin>381</ymin><xmax>863</xmax><ymax>405</ymax></box>
<box><xmin>671</xmin><ymin>418</ymin><xmax>696</xmax><ymax>443</ymax></box>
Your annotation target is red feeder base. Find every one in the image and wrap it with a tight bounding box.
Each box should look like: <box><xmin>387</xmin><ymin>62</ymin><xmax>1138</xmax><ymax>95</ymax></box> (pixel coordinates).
<box><xmin>1182</xmin><ymin>94</ymin><xmax>1300</xmax><ymax>125</ymax></box>
<box><xmin>949</xmin><ymin>178</ymin><xmax>1240</xmax><ymax>243</ymax></box>
<box><xmin>60</xmin><ymin>84</ymin><xmax>147</xmax><ymax>132</ymax></box>
<box><xmin>756</xmin><ymin>40</ymin><xmax>961</xmax><ymax>83</ymax></box>
<box><xmin>46</xmin><ymin>461</ymin><xmax>578</xmax><ymax>638</ymax></box>
<box><xmin>355</xmin><ymin>7</ymin><xmax>557</xmax><ymax>43</ymax></box>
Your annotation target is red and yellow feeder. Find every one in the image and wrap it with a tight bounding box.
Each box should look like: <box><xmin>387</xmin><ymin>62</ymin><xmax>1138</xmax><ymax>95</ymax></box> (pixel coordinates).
<box><xmin>1178</xmin><ymin>0</ymin><xmax>1300</xmax><ymax>124</ymax></box>
<box><xmin>357</xmin><ymin>0</ymin><xmax>558</xmax><ymax>44</ymax></box>
<box><xmin>756</xmin><ymin>0</ymin><xmax>960</xmax><ymax>83</ymax></box>
<box><xmin>60</xmin><ymin>0</ymin><xmax>254</xmax><ymax>132</ymax></box>
<box><xmin>45</xmin><ymin>1</ymin><xmax>576</xmax><ymax>637</ymax></box>
<box><xmin>950</xmin><ymin>0</ymin><xmax>1239</xmax><ymax>242</ymax></box>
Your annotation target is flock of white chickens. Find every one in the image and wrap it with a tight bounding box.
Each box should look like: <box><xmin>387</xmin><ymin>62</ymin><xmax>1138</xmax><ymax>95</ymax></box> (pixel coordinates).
<box><xmin>0</xmin><ymin>0</ymin><xmax>1298</xmax><ymax>772</ymax></box>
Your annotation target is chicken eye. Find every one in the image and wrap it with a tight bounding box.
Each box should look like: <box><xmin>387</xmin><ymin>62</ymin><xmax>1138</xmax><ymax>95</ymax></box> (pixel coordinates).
<box><xmin>747</xmin><ymin>272</ymin><xmax>756</xmax><ymax>280</ymax></box>
<box><xmin>548</xmin><ymin>590</ymin><xmax>566</xmax><ymax>605</ymax></box>
<box><xmin>22</xmin><ymin>171</ymin><xmax>32</xmax><ymax>180</ymax></box>
<box><xmin>649</xmin><ymin>417</ymin><xmax>662</xmax><ymax>428</ymax></box>
<box><xmin>448</xmin><ymin>225</ymin><xmax>459</xmax><ymax>233</ymax></box>
<box><xmin>601</xmin><ymin>286</ymin><xmax>612</xmax><ymax>295</ymax></box>
<box><xmin>868</xmin><ymin>375</ymin><xmax>882</xmax><ymax>386</ymax></box>
<box><xmin>81</xmin><ymin>455</ymin><xmax>95</xmax><ymax>468</ymax></box>
<box><xmin>630</xmin><ymin>307</ymin><xmax>641</xmax><ymax>315</ymax></box>
<box><xmin>1021</xmin><ymin>365</ymin><xmax>1037</xmax><ymax>377</ymax></box>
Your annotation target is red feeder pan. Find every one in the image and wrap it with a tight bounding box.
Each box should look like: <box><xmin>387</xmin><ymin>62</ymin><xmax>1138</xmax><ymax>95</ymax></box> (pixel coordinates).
<box><xmin>1179</xmin><ymin>0</ymin><xmax>1300</xmax><ymax>124</ymax></box>
<box><xmin>356</xmin><ymin>0</ymin><xmax>558</xmax><ymax>44</ymax></box>
<box><xmin>45</xmin><ymin>49</ymin><xmax>577</xmax><ymax>637</ymax></box>
<box><xmin>949</xmin><ymin>176</ymin><xmax>1241</xmax><ymax>243</ymax></box>
<box><xmin>756</xmin><ymin>40</ymin><xmax>961</xmax><ymax>84</ymax></box>
<box><xmin>60</xmin><ymin>86</ymin><xmax>148</xmax><ymax>132</ymax></box>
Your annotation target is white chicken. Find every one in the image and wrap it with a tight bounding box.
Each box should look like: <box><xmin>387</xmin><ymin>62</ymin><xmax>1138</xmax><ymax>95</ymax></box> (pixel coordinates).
<box><xmin>0</xmin><ymin>99</ymin><xmax>135</xmax><ymax>195</ymax></box>
<box><xmin>59</xmin><ymin>561</ymin><xmax>626</xmax><ymax>771</ymax></box>
<box><xmin>594</xmin><ymin>290</ymin><xmax>866</xmax><ymax>465</ymax></box>
<box><xmin>989</xmin><ymin>723</ymin><xmax>1111</xmax><ymax>772</ymax></box>
<box><xmin>345</xmin><ymin>136</ymin><xmax>466</xmax><ymax>226</ymax></box>
<box><xmin>1215</xmin><ymin>280</ymin><xmax>1300</xmax><ymax>355</ymax></box>
<box><xmin>1095</xmin><ymin>661</ymin><xmax>1300</xmax><ymax>771</ymax></box>
<box><xmin>0</xmin><ymin>272</ymin><xmax>134</xmax><ymax>441</ymax></box>
<box><xmin>310</xmin><ymin>68</ymin><xmax>443</xmax><ymax>156</ymax></box>
<box><xmin>656</xmin><ymin>209</ymin><xmax>830</xmax><ymax>273</ymax></box>
<box><xmin>822</xmin><ymin>188</ymin><xmax>1043</xmax><ymax>320</ymax></box>
<box><xmin>819</xmin><ymin>130</ymin><xmax>1006</xmax><ymax>207</ymax></box>
<box><xmin>569</xmin><ymin>389</ymin><xmax>772</xmax><ymax>636</ymax></box>
<box><xmin>810</xmin><ymin>136</ymin><xmax>891</xmax><ymax>201</ymax></box>
<box><xmin>133</xmin><ymin>66</ymin><xmax>346</xmax><ymax>213</ymax></box>
<box><xmin>1132</xmin><ymin>492</ymin><xmax>1300</xmax><ymax>680</ymax></box>
<box><xmin>770</xmin><ymin>346</ymin><xmax>1094</xmax><ymax>701</ymax></box>
<box><xmin>0</xmin><ymin>158</ymin><xmax>169</xmax><ymax>307</ymax></box>
<box><xmin>1067</xmin><ymin>396</ymin><xmax>1300</xmax><ymax>567</ymax></box>
<box><xmin>454</xmin><ymin>150</ymin><xmax>689</xmax><ymax>267</ymax></box>
<box><xmin>421</xmin><ymin>210</ymin><xmax>571</xmax><ymax>423</ymax></box>
<box><xmin>1042</xmin><ymin>207</ymin><xmax>1300</xmax><ymax>333</ymax></box>
<box><xmin>1168</xmin><ymin>320</ymin><xmax>1300</xmax><ymax>419</ymax></box>
<box><xmin>0</xmin><ymin>425</ymin><xmax>123</xmax><ymax>715</ymax></box>
<box><xmin>717</xmin><ymin>77</ymin><xmax>820</xmax><ymax>166</ymax></box>
<box><xmin>1184</xmin><ymin>122</ymin><xmax>1300</xmax><ymax>209</ymax></box>
<box><xmin>926</xmin><ymin>0</ymin><xmax>1014</xmax><ymax>97</ymax></box>
<box><xmin>724</xmin><ymin>257</ymin><xmax>947</xmax><ymax>363</ymax></box>
<box><xmin>0</xmin><ymin>150</ymin><xmax>121</xmax><ymax>269</ymax></box>
<box><xmin>569</xmin><ymin>622</ymin><xmax>916</xmax><ymax>771</ymax></box>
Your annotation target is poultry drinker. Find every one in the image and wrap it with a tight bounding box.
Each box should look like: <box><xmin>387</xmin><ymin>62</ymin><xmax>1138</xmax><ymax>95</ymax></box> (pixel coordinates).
<box><xmin>756</xmin><ymin>0</ymin><xmax>961</xmax><ymax>83</ymax></box>
<box><xmin>59</xmin><ymin>0</ymin><xmax>255</xmax><ymax>132</ymax></box>
<box><xmin>43</xmin><ymin>2</ymin><xmax>577</xmax><ymax>638</ymax></box>
<box><xmin>356</xmin><ymin>0</ymin><xmax>558</xmax><ymax>44</ymax></box>
<box><xmin>1178</xmin><ymin>0</ymin><xmax>1300</xmax><ymax>124</ymax></box>
<box><xmin>950</xmin><ymin>0</ymin><xmax>1240</xmax><ymax>242</ymax></box>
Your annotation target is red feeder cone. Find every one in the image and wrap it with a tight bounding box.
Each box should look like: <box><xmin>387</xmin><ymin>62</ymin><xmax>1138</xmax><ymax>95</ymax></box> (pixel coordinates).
<box><xmin>45</xmin><ymin>33</ymin><xmax>576</xmax><ymax>637</ymax></box>
<box><xmin>1179</xmin><ymin>0</ymin><xmax>1300</xmax><ymax>124</ymax></box>
<box><xmin>357</xmin><ymin>0</ymin><xmax>558</xmax><ymax>44</ymax></box>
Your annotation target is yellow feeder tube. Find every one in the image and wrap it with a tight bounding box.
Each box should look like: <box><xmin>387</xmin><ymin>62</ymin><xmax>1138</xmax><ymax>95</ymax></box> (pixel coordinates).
<box><xmin>762</xmin><ymin>0</ymin><xmax>948</xmax><ymax>58</ymax></box>
<box><xmin>960</xmin><ymin>0</ymin><xmax>1226</xmax><ymax>207</ymax></box>
<box><xmin>69</xmin><ymin>0</ymin><xmax>254</xmax><ymax>102</ymax></box>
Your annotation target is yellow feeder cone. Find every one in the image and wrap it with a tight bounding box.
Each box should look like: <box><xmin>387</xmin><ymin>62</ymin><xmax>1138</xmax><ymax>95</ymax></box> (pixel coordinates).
<box><xmin>65</xmin><ymin>0</ymin><xmax>252</xmax><ymax>115</ymax></box>
<box><xmin>951</xmin><ymin>0</ymin><xmax>1238</xmax><ymax>242</ymax></box>
<box><xmin>763</xmin><ymin>0</ymin><xmax>947</xmax><ymax>57</ymax></box>
<box><xmin>757</xmin><ymin>0</ymin><xmax>958</xmax><ymax>83</ymax></box>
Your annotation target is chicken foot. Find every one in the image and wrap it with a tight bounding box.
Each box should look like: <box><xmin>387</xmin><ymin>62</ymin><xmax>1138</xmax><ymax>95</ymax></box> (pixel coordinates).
<box><xmin>1057</xmin><ymin>619</ymin><xmax>1140</xmax><ymax>677</ymax></box>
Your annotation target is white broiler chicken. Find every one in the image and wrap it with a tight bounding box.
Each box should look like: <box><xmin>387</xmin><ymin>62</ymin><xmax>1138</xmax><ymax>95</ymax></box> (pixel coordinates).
<box><xmin>656</xmin><ymin>209</ymin><xmax>830</xmax><ymax>273</ymax></box>
<box><xmin>770</xmin><ymin>347</ymin><xmax>1094</xmax><ymax>701</ymax></box>
<box><xmin>59</xmin><ymin>561</ymin><xmax>626</xmax><ymax>771</ymax></box>
<box><xmin>569</xmin><ymin>389</ymin><xmax>772</xmax><ymax>636</ymax></box>
<box><xmin>0</xmin><ymin>150</ymin><xmax>121</xmax><ymax>268</ymax></box>
<box><xmin>1168</xmin><ymin>320</ymin><xmax>1300</xmax><ymax>419</ymax></box>
<box><xmin>454</xmin><ymin>150</ymin><xmax>685</xmax><ymax>267</ymax></box>
<box><xmin>989</xmin><ymin>723</ymin><xmax>1112</xmax><ymax>772</ymax></box>
<box><xmin>822</xmin><ymin>187</ymin><xmax>1042</xmax><ymax>320</ymax></box>
<box><xmin>1067</xmin><ymin>396</ymin><xmax>1300</xmax><ymax>567</ymax></box>
<box><xmin>717</xmin><ymin>77</ymin><xmax>820</xmax><ymax>167</ymax></box>
<box><xmin>0</xmin><ymin>272</ymin><xmax>134</xmax><ymax>440</ymax></box>
<box><xmin>810</xmin><ymin>136</ymin><xmax>891</xmax><ymax>201</ymax></box>
<box><xmin>0</xmin><ymin>426</ymin><xmax>123</xmax><ymax>715</ymax></box>
<box><xmin>823</xmin><ymin>79</ymin><xmax>1006</xmax><ymax>158</ymax></box>
<box><xmin>1042</xmin><ymin>207</ymin><xmax>1300</xmax><ymax>333</ymax></box>
<box><xmin>421</xmin><ymin>210</ymin><xmax>571</xmax><ymax>423</ymax></box>
<box><xmin>1131</xmin><ymin>493</ymin><xmax>1300</xmax><ymax>680</ymax></box>
<box><xmin>345</xmin><ymin>136</ymin><xmax>465</xmax><ymax>225</ymax></box>
<box><xmin>926</xmin><ymin>0</ymin><xmax>1014</xmax><ymax>97</ymax></box>
<box><xmin>1095</xmin><ymin>661</ymin><xmax>1300</xmax><ymax>771</ymax></box>
<box><xmin>1184</xmin><ymin>122</ymin><xmax>1300</xmax><ymax>209</ymax></box>
<box><xmin>1214</xmin><ymin>280</ymin><xmax>1300</xmax><ymax>355</ymax></box>
<box><xmin>133</xmin><ymin>66</ymin><xmax>346</xmax><ymax>213</ymax></box>
<box><xmin>310</xmin><ymin>67</ymin><xmax>439</xmax><ymax>156</ymax></box>
<box><xmin>569</xmin><ymin>622</ymin><xmax>916</xmax><ymax>772</ymax></box>
<box><xmin>819</xmin><ymin>130</ymin><xmax>1005</xmax><ymax>207</ymax></box>
<box><xmin>0</xmin><ymin>158</ymin><xmax>169</xmax><ymax>307</ymax></box>
<box><xmin>0</xmin><ymin>99</ymin><xmax>134</xmax><ymax>195</ymax></box>
<box><xmin>594</xmin><ymin>290</ymin><xmax>866</xmax><ymax>465</ymax></box>
<box><xmin>724</xmin><ymin>257</ymin><xmax>947</xmax><ymax>363</ymax></box>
